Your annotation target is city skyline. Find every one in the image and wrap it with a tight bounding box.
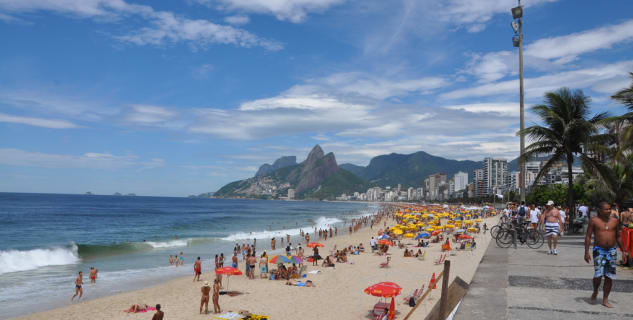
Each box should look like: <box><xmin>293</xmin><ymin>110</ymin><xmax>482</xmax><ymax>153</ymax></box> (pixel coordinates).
<box><xmin>1</xmin><ymin>1</ymin><xmax>633</xmax><ymax>196</ymax></box>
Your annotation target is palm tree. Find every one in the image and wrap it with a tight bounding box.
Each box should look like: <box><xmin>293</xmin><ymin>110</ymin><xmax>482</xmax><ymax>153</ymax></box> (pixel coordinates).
<box><xmin>609</xmin><ymin>72</ymin><xmax>633</xmax><ymax>158</ymax></box>
<box><xmin>589</xmin><ymin>153</ymin><xmax>633</xmax><ymax>209</ymax></box>
<box><xmin>519</xmin><ymin>88</ymin><xmax>607</xmax><ymax>223</ymax></box>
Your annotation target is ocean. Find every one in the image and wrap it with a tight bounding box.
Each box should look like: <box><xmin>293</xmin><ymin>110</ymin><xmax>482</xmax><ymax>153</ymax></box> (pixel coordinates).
<box><xmin>0</xmin><ymin>193</ymin><xmax>377</xmax><ymax>319</ymax></box>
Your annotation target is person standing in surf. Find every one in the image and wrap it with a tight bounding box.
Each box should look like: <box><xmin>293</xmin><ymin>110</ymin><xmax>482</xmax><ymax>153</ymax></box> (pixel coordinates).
<box><xmin>71</xmin><ymin>271</ymin><xmax>83</xmax><ymax>301</ymax></box>
<box><xmin>89</xmin><ymin>267</ymin><xmax>98</xmax><ymax>284</ymax></box>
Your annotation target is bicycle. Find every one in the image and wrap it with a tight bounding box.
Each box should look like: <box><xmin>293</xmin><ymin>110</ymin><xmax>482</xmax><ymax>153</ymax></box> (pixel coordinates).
<box><xmin>495</xmin><ymin>220</ymin><xmax>544</xmax><ymax>249</ymax></box>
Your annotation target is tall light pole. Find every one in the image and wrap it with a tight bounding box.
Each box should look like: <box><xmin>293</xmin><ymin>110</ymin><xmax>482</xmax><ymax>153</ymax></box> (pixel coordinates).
<box><xmin>512</xmin><ymin>1</ymin><xmax>525</xmax><ymax>203</ymax></box>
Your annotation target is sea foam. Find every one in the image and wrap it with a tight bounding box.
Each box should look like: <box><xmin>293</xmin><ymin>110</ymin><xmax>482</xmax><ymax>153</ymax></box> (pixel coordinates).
<box><xmin>221</xmin><ymin>216</ymin><xmax>343</xmax><ymax>242</ymax></box>
<box><xmin>0</xmin><ymin>244</ymin><xmax>80</xmax><ymax>275</ymax></box>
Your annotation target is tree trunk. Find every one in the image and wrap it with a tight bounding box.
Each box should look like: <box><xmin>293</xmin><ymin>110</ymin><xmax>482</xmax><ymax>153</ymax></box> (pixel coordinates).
<box><xmin>567</xmin><ymin>154</ymin><xmax>576</xmax><ymax>225</ymax></box>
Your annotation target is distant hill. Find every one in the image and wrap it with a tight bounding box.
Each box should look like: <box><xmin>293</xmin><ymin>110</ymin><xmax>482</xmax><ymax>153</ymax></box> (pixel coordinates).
<box><xmin>215</xmin><ymin>145</ymin><xmax>369</xmax><ymax>200</ymax></box>
<box><xmin>340</xmin><ymin>151</ymin><xmax>481</xmax><ymax>187</ymax></box>
<box><xmin>255</xmin><ymin>156</ymin><xmax>297</xmax><ymax>177</ymax></box>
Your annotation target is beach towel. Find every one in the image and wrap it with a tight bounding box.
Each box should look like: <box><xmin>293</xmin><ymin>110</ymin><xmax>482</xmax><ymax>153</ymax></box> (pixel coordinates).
<box><xmin>124</xmin><ymin>306</ymin><xmax>155</xmax><ymax>313</ymax></box>
<box><xmin>213</xmin><ymin>312</ymin><xmax>243</xmax><ymax>319</ymax></box>
<box><xmin>307</xmin><ymin>270</ymin><xmax>321</xmax><ymax>274</ymax></box>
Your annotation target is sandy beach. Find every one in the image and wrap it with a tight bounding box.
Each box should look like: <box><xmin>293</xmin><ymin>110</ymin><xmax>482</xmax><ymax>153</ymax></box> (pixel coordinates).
<box><xmin>15</xmin><ymin>213</ymin><xmax>498</xmax><ymax>320</ymax></box>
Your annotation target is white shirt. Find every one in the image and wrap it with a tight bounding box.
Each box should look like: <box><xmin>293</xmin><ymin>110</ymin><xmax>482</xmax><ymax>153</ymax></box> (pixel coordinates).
<box><xmin>529</xmin><ymin>209</ymin><xmax>540</xmax><ymax>223</ymax></box>
<box><xmin>578</xmin><ymin>206</ymin><xmax>588</xmax><ymax>217</ymax></box>
<box><xmin>370</xmin><ymin>238</ymin><xmax>376</xmax><ymax>246</ymax></box>
<box><xmin>559</xmin><ymin>210</ymin><xmax>566</xmax><ymax>223</ymax></box>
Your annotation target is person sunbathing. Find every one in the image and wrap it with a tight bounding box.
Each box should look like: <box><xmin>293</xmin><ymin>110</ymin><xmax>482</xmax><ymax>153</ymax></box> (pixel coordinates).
<box><xmin>358</xmin><ymin>243</ymin><xmax>365</xmax><ymax>252</ymax></box>
<box><xmin>415</xmin><ymin>249</ymin><xmax>423</xmax><ymax>257</ymax></box>
<box><xmin>125</xmin><ymin>304</ymin><xmax>150</xmax><ymax>313</ymax></box>
<box><xmin>286</xmin><ymin>280</ymin><xmax>316</xmax><ymax>287</ymax></box>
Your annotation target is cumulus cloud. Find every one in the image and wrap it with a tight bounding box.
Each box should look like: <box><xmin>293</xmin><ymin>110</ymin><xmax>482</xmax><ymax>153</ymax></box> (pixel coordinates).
<box><xmin>0</xmin><ymin>0</ymin><xmax>281</xmax><ymax>50</ymax></box>
<box><xmin>0</xmin><ymin>148</ymin><xmax>165</xmax><ymax>169</ymax></box>
<box><xmin>0</xmin><ymin>112</ymin><xmax>79</xmax><ymax>129</ymax></box>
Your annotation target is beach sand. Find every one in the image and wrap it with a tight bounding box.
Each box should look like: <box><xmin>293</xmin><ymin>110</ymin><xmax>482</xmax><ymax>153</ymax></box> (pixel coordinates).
<box><xmin>15</xmin><ymin>215</ymin><xmax>498</xmax><ymax>320</ymax></box>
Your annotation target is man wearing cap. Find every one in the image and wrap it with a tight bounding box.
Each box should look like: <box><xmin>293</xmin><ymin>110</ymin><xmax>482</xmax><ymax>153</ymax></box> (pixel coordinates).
<box><xmin>541</xmin><ymin>200</ymin><xmax>563</xmax><ymax>255</ymax></box>
<box><xmin>200</xmin><ymin>281</ymin><xmax>211</xmax><ymax>314</ymax></box>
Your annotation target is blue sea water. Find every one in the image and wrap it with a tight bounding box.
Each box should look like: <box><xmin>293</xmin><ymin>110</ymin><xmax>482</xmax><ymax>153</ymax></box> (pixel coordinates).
<box><xmin>0</xmin><ymin>193</ymin><xmax>377</xmax><ymax>319</ymax></box>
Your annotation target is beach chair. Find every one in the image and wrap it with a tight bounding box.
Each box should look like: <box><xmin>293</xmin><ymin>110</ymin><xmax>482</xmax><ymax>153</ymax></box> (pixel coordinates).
<box><xmin>373</xmin><ymin>302</ymin><xmax>389</xmax><ymax>319</ymax></box>
<box><xmin>434</xmin><ymin>254</ymin><xmax>446</xmax><ymax>265</ymax></box>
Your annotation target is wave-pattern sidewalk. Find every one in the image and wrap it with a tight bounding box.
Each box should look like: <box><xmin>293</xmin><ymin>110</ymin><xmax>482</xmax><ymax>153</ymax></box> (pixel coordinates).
<box><xmin>454</xmin><ymin>235</ymin><xmax>633</xmax><ymax>320</ymax></box>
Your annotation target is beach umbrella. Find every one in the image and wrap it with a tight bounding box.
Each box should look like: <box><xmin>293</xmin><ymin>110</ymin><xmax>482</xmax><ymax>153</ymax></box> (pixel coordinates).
<box><xmin>467</xmin><ymin>227</ymin><xmax>477</xmax><ymax>233</ymax></box>
<box><xmin>392</xmin><ymin>229</ymin><xmax>404</xmax><ymax>235</ymax></box>
<box><xmin>378</xmin><ymin>234</ymin><xmax>390</xmax><ymax>240</ymax></box>
<box><xmin>269</xmin><ymin>255</ymin><xmax>302</xmax><ymax>264</ymax></box>
<box><xmin>415</xmin><ymin>232</ymin><xmax>430</xmax><ymax>239</ymax></box>
<box><xmin>307</xmin><ymin>242</ymin><xmax>324</xmax><ymax>248</ymax></box>
<box><xmin>455</xmin><ymin>229</ymin><xmax>466</xmax><ymax>233</ymax></box>
<box><xmin>364</xmin><ymin>282</ymin><xmax>402</xmax><ymax>298</ymax></box>
<box><xmin>378</xmin><ymin>239</ymin><xmax>394</xmax><ymax>246</ymax></box>
<box><xmin>403</xmin><ymin>233</ymin><xmax>414</xmax><ymax>239</ymax></box>
<box><xmin>215</xmin><ymin>267</ymin><xmax>242</xmax><ymax>290</ymax></box>
<box><xmin>425</xmin><ymin>227</ymin><xmax>434</xmax><ymax>233</ymax></box>
<box><xmin>459</xmin><ymin>234</ymin><xmax>473</xmax><ymax>240</ymax></box>
<box><xmin>475</xmin><ymin>218</ymin><xmax>483</xmax><ymax>223</ymax></box>
<box><xmin>431</xmin><ymin>230</ymin><xmax>442</xmax><ymax>236</ymax></box>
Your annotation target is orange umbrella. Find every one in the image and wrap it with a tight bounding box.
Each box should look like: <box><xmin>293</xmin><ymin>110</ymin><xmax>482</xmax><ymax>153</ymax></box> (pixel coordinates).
<box><xmin>364</xmin><ymin>282</ymin><xmax>402</xmax><ymax>297</ymax></box>
<box><xmin>307</xmin><ymin>242</ymin><xmax>325</xmax><ymax>248</ymax></box>
<box><xmin>378</xmin><ymin>239</ymin><xmax>394</xmax><ymax>246</ymax></box>
<box><xmin>431</xmin><ymin>230</ymin><xmax>442</xmax><ymax>236</ymax></box>
<box><xmin>459</xmin><ymin>234</ymin><xmax>473</xmax><ymax>240</ymax></box>
<box><xmin>215</xmin><ymin>267</ymin><xmax>242</xmax><ymax>290</ymax></box>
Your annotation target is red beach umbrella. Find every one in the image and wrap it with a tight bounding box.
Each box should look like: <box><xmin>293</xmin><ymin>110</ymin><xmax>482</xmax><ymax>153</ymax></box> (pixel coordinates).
<box><xmin>431</xmin><ymin>230</ymin><xmax>442</xmax><ymax>236</ymax></box>
<box><xmin>215</xmin><ymin>267</ymin><xmax>242</xmax><ymax>290</ymax></box>
<box><xmin>307</xmin><ymin>242</ymin><xmax>325</xmax><ymax>248</ymax></box>
<box><xmin>459</xmin><ymin>234</ymin><xmax>473</xmax><ymax>240</ymax></box>
<box><xmin>378</xmin><ymin>239</ymin><xmax>394</xmax><ymax>246</ymax></box>
<box><xmin>364</xmin><ymin>282</ymin><xmax>402</xmax><ymax>298</ymax></box>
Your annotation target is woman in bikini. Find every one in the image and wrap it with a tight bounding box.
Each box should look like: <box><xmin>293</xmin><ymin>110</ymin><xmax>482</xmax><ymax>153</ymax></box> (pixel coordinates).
<box><xmin>200</xmin><ymin>281</ymin><xmax>211</xmax><ymax>314</ymax></box>
<box><xmin>212</xmin><ymin>278</ymin><xmax>221</xmax><ymax>314</ymax></box>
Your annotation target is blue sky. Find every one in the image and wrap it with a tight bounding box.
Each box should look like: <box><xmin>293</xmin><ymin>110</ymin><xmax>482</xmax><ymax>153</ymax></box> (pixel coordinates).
<box><xmin>1</xmin><ymin>0</ymin><xmax>632</xmax><ymax>196</ymax></box>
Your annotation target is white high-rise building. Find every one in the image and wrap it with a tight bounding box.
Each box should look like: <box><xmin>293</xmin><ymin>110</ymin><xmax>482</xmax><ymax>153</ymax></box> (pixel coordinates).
<box><xmin>483</xmin><ymin>157</ymin><xmax>509</xmax><ymax>195</ymax></box>
<box><xmin>454</xmin><ymin>171</ymin><xmax>468</xmax><ymax>192</ymax></box>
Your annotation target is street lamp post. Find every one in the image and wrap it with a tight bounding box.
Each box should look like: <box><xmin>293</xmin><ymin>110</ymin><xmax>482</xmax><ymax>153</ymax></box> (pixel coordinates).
<box><xmin>512</xmin><ymin>0</ymin><xmax>526</xmax><ymax>203</ymax></box>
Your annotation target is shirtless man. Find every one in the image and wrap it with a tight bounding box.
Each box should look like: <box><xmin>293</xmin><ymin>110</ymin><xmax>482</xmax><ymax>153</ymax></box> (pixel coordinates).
<box><xmin>271</xmin><ymin>238</ymin><xmax>276</xmax><ymax>251</ymax></box>
<box><xmin>540</xmin><ymin>200</ymin><xmax>563</xmax><ymax>255</ymax></box>
<box><xmin>619</xmin><ymin>206</ymin><xmax>633</xmax><ymax>266</ymax></box>
<box><xmin>193</xmin><ymin>257</ymin><xmax>202</xmax><ymax>282</ymax></box>
<box><xmin>89</xmin><ymin>267</ymin><xmax>98</xmax><ymax>284</ymax></box>
<box><xmin>151</xmin><ymin>304</ymin><xmax>164</xmax><ymax>320</ymax></box>
<box><xmin>232</xmin><ymin>252</ymin><xmax>238</xmax><ymax>268</ymax></box>
<box><xmin>71</xmin><ymin>271</ymin><xmax>83</xmax><ymax>301</ymax></box>
<box><xmin>585</xmin><ymin>201</ymin><xmax>622</xmax><ymax>308</ymax></box>
<box><xmin>200</xmin><ymin>281</ymin><xmax>211</xmax><ymax>314</ymax></box>
<box><xmin>248</xmin><ymin>254</ymin><xmax>257</xmax><ymax>279</ymax></box>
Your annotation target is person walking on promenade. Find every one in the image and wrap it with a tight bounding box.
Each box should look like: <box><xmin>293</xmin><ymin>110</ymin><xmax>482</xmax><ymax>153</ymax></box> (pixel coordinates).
<box><xmin>620</xmin><ymin>206</ymin><xmax>633</xmax><ymax>267</ymax></box>
<box><xmin>541</xmin><ymin>200</ymin><xmax>563</xmax><ymax>255</ymax></box>
<box><xmin>585</xmin><ymin>201</ymin><xmax>623</xmax><ymax>308</ymax></box>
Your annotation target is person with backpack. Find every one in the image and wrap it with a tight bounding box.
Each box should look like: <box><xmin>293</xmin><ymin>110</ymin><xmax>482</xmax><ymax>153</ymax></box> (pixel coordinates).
<box><xmin>518</xmin><ymin>201</ymin><xmax>528</xmax><ymax>224</ymax></box>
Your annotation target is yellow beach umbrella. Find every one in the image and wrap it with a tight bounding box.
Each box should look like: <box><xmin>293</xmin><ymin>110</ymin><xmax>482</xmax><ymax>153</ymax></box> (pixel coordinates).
<box><xmin>467</xmin><ymin>227</ymin><xmax>477</xmax><ymax>233</ymax></box>
<box><xmin>475</xmin><ymin>218</ymin><xmax>483</xmax><ymax>223</ymax></box>
<box><xmin>393</xmin><ymin>229</ymin><xmax>404</xmax><ymax>235</ymax></box>
<box><xmin>403</xmin><ymin>233</ymin><xmax>414</xmax><ymax>239</ymax></box>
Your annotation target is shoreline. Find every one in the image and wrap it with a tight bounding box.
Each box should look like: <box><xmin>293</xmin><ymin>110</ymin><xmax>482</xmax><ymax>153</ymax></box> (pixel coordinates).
<box><xmin>14</xmin><ymin>211</ymin><xmax>498</xmax><ymax>320</ymax></box>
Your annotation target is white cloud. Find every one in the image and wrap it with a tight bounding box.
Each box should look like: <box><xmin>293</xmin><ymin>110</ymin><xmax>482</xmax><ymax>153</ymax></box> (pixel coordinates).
<box><xmin>0</xmin><ymin>90</ymin><xmax>117</xmax><ymax>121</ymax></box>
<box><xmin>438</xmin><ymin>0</ymin><xmax>558</xmax><ymax>33</ymax></box>
<box><xmin>205</xmin><ymin>0</ymin><xmax>346</xmax><ymax>23</ymax></box>
<box><xmin>0</xmin><ymin>112</ymin><xmax>79</xmax><ymax>129</ymax></box>
<box><xmin>224</xmin><ymin>15</ymin><xmax>249</xmax><ymax>25</ymax></box>
<box><xmin>466</xmin><ymin>20</ymin><xmax>633</xmax><ymax>82</ymax></box>
<box><xmin>124</xmin><ymin>104</ymin><xmax>178</xmax><ymax>126</ymax></box>
<box><xmin>445</xmin><ymin>103</ymin><xmax>519</xmax><ymax>117</ymax></box>
<box><xmin>291</xmin><ymin>72</ymin><xmax>448</xmax><ymax>100</ymax></box>
<box><xmin>442</xmin><ymin>60</ymin><xmax>633</xmax><ymax>100</ymax></box>
<box><xmin>0</xmin><ymin>0</ymin><xmax>281</xmax><ymax>50</ymax></box>
<box><xmin>526</xmin><ymin>19</ymin><xmax>633</xmax><ymax>62</ymax></box>
<box><xmin>0</xmin><ymin>148</ymin><xmax>165</xmax><ymax>169</ymax></box>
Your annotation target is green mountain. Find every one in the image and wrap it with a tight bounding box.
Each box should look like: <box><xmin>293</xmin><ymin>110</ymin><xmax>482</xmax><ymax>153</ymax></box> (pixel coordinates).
<box><xmin>340</xmin><ymin>151</ymin><xmax>481</xmax><ymax>187</ymax></box>
<box><xmin>214</xmin><ymin>145</ymin><xmax>369</xmax><ymax>200</ymax></box>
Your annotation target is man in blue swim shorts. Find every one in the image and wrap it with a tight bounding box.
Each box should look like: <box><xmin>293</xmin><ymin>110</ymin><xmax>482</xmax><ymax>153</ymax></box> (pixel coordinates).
<box><xmin>585</xmin><ymin>201</ymin><xmax>622</xmax><ymax>308</ymax></box>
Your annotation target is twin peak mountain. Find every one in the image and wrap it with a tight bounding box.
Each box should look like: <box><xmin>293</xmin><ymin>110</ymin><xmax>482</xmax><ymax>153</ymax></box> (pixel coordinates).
<box><xmin>214</xmin><ymin>145</ymin><xmax>486</xmax><ymax>200</ymax></box>
<box><xmin>215</xmin><ymin>145</ymin><xmax>367</xmax><ymax>200</ymax></box>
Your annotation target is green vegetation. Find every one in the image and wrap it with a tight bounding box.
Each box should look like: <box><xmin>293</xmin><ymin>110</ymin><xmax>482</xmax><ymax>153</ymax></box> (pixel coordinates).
<box><xmin>304</xmin><ymin>169</ymin><xmax>371</xmax><ymax>200</ymax></box>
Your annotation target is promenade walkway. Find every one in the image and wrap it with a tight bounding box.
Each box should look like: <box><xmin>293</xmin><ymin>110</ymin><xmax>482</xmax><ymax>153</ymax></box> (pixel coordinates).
<box><xmin>454</xmin><ymin>234</ymin><xmax>633</xmax><ymax>320</ymax></box>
